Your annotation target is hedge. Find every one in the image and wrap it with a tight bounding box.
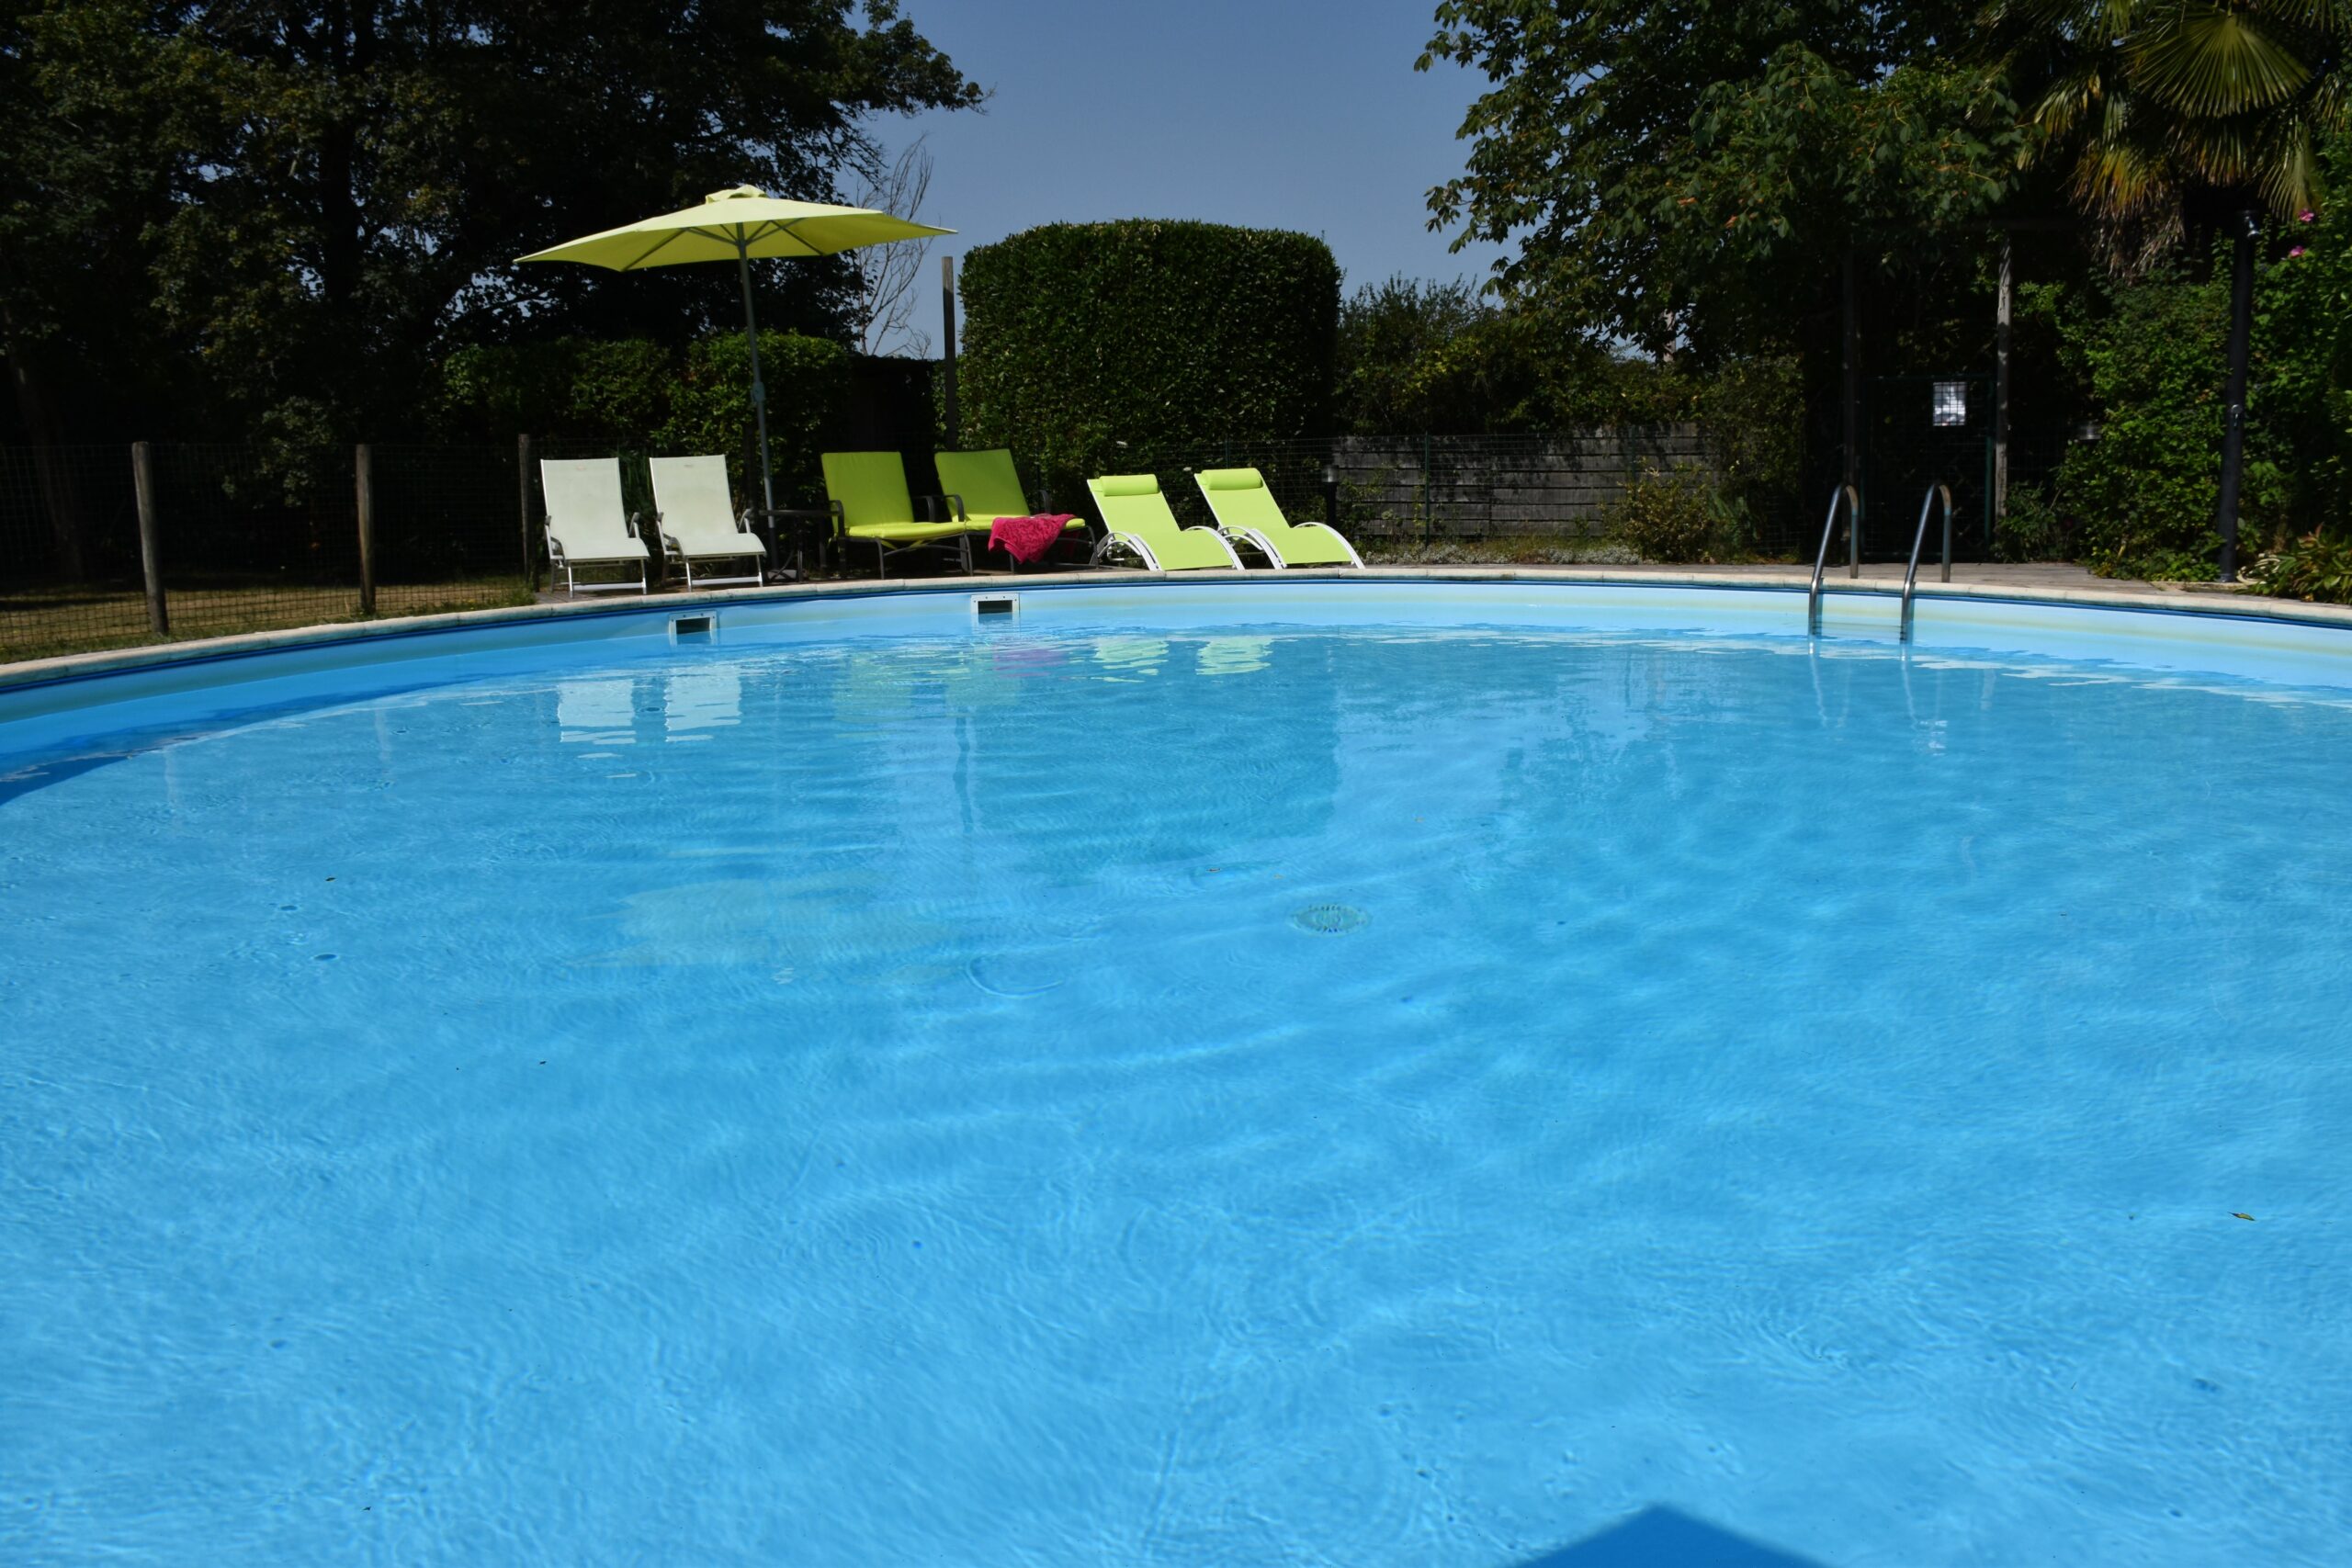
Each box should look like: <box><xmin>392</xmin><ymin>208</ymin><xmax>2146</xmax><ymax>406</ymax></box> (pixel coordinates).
<box><xmin>956</xmin><ymin>220</ymin><xmax>1340</xmax><ymax>511</ymax></box>
<box><xmin>434</xmin><ymin>333</ymin><xmax>850</xmax><ymax>506</ymax></box>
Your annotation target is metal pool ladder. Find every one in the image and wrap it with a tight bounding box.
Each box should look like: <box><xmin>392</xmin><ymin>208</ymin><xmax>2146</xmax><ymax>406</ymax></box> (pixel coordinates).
<box><xmin>1806</xmin><ymin>484</ymin><xmax>1861</xmax><ymax>636</ymax></box>
<box><xmin>1899</xmin><ymin>483</ymin><xmax>1954</xmax><ymax>643</ymax></box>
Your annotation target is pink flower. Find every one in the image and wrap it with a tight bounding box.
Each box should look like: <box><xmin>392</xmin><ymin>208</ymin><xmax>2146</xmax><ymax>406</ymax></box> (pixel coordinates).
<box><xmin>2301</xmin><ymin>209</ymin><xmax>2318</xmax><ymax>223</ymax></box>
<box><xmin>2290</xmin><ymin>245</ymin><xmax>2308</xmax><ymax>257</ymax></box>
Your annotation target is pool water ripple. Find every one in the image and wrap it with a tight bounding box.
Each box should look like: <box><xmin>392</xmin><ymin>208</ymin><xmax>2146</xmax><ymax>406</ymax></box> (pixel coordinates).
<box><xmin>2</xmin><ymin>626</ymin><xmax>2348</xmax><ymax>1565</ymax></box>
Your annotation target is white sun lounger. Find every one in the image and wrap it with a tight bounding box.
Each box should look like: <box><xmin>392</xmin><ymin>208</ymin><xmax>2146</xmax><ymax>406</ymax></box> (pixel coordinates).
<box><xmin>650</xmin><ymin>456</ymin><xmax>767</xmax><ymax>590</ymax></box>
<box><xmin>540</xmin><ymin>457</ymin><xmax>650</xmax><ymax>594</ymax></box>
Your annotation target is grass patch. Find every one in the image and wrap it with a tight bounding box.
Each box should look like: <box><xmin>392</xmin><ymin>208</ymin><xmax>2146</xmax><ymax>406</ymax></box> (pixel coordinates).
<box><xmin>0</xmin><ymin>576</ymin><xmax>537</xmax><ymax>665</ymax></box>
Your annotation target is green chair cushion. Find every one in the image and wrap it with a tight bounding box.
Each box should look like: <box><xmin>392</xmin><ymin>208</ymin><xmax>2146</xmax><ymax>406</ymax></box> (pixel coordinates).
<box><xmin>844</xmin><ymin>519</ymin><xmax>978</xmax><ymax>543</ymax></box>
<box><xmin>933</xmin><ymin>449</ymin><xmax>1030</xmax><ymax>520</ymax></box>
<box><xmin>821</xmin><ymin>451</ymin><xmax>919</xmax><ymax>533</ymax></box>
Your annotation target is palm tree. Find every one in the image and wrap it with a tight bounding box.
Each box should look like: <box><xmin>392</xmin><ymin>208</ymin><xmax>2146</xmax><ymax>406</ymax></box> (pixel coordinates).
<box><xmin>1984</xmin><ymin>0</ymin><xmax>2352</xmax><ymax>578</ymax></box>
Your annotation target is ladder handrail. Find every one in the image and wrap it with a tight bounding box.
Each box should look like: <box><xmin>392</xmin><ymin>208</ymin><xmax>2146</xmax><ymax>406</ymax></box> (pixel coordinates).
<box><xmin>1900</xmin><ymin>482</ymin><xmax>1954</xmax><ymax>643</ymax></box>
<box><xmin>1807</xmin><ymin>484</ymin><xmax>1860</xmax><ymax>636</ymax></box>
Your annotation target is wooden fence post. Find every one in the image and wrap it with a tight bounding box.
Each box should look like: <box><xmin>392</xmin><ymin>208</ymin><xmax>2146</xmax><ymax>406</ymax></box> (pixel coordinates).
<box><xmin>356</xmin><ymin>443</ymin><xmax>377</xmax><ymax>616</ymax></box>
<box><xmin>517</xmin><ymin>433</ymin><xmax>537</xmax><ymax>591</ymax></box>
<box><xmin>130</xmin><ymin>441</ymin><xmax>167</xmax><ymax>638</ymax></box>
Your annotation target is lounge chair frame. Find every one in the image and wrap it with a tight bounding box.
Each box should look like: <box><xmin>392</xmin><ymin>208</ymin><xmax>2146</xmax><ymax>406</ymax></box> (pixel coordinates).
<box><xmin>933</xmin><ymin>449</ymin><xmax>1093</xmax><ymax>572</ymax></box>
<box><xmin>1193</xmin><ymin>468</ymin><xmax>1365</xmax><ymax>570</ymax></box>
<box><xmin>1083</xmin><ymin>474</ymin><xmax>1247</xmax><ymax>572</ymax></box>
<box><xmin>541</xmin><ymin>458</ymin><xmax>651</xmax><ymax>595</ymax></box>
<box><xmin>650</xmin><ymin>456</ymin><xmax>767</xmax><ymax>591</ymax></box>
<box><xmin>821</xmin><ymin>450</ymin><xmax>982</xmax><ymax>579</ymax></box>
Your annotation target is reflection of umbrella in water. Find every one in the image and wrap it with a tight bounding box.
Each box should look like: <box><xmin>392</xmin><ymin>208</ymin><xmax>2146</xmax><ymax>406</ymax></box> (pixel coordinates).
<box><xmin>518</xmin><ymin>186</ymin><xmax>952</xmax><ymax>513</ymax></box>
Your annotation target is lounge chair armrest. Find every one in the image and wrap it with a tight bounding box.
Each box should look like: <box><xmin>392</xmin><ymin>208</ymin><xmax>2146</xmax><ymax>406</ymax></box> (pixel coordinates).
<box><xmin>943</xmin><ymin>491</ymin><xmax>967</xmax><ymax>523</ymax></box>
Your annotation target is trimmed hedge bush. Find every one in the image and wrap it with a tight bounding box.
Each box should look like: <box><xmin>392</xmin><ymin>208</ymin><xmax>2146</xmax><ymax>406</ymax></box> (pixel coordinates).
<box><xmin>956</xmin><ymin>220</ymin><xmax>1340</xmax><ymax>511</ymax></box>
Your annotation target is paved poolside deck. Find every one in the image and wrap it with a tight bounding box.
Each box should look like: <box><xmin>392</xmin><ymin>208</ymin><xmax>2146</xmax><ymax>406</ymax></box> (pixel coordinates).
<box><xmin>540</xmin><ymin>559</ymin><xmax>2215</xmax><ymax>607</ymax></box>
<box><xmin>14</xmin><ymin>561</ymin><xmax>2346</xmax><ymax>694</ymax></box>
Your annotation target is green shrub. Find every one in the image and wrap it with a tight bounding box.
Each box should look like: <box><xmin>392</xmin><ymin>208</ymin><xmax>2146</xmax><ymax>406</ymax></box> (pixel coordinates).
<box><xmin>2255</xmin><ymin>530</ymin><xmax>2352</xmax><ymax>602</ymax></box>
<box><xmin>956</xmin><ymin>220</ymin><xmax>1340</xmax><ymax>508</ymax></box>
<box><xmin>1605</xmin><ymin>464</ymin><xmax>1740</xmax><ymax>562</ymax></box>
<box><xmin>664</xmin><ymin>333</ymin><xmax>849</xmax><ymax>507</ymax></box>
<box><xmin>1992</xmin><ymin>484</ymin><xmax>2072</xmax><ymax>562</ymax></box>
<box><xmin>2053</xmin><ymin>261</ymin><xmax>2287</xmax><ymax>580</ymax></box>
<box><xmin>432</xmin><ymin>333</ymin><xmax>849</xmax><ymax>505</ymax></box>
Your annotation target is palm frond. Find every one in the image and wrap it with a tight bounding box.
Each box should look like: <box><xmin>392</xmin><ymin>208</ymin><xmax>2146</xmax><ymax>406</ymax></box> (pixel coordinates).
<box><xmin>2131</xmin><ymin>6</ymin><xmax>2314</xmax><ymax>117</ymax></box>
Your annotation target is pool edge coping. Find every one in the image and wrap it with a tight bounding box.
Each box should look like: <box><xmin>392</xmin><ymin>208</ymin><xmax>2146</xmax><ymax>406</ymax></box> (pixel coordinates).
<box><xmin>7</xmin><ymin>565</ymin><xmax>2352</xmax><ymax>695</ymax></box>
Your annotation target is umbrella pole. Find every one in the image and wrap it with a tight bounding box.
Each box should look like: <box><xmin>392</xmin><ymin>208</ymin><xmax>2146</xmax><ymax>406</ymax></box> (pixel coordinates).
<box><xmin>736</xmin><ymin>243</ymin><xmax>777</xmax><ymax>514</ymax></box>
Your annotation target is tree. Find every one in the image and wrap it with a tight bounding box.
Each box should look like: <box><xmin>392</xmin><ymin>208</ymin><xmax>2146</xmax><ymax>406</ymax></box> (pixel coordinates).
<box><xmin>1338</xmin><ymin>277</ymin><xmax>1531</xmax><ymax>432</ymax></box>
<box><xmin>6</xmin><ymin>0</ymin><xmax>979</xmax><ymax>454</ymax></box>
<box><xmin>844</xmin><ymin>138</ymin><xmax>937</xmax><ymax>357</ymax></box>
<box><xmin>1982</xmin><ymin>0</ymin><xmax>2352</xmax><ymax>577</ymax></box>
<box><xmin>0</xmin><ymin>0</ymin><xmax>187</xmax><ymax>569</ymax></box>
<box><xmin>1418</xmin><ymin>3</ymin><xmax>2029</xmax><ymax>536</ymax></box>
<box><xmin>1417</xmin><ymin>3</ymin><xmax>2013</xmax><ymax>364</ymax></box>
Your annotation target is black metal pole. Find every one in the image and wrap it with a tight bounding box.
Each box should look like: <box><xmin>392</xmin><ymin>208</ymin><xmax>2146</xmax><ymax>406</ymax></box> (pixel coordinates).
<box><xmin>737</xmin><ymin>243</ymin><xmax>776</xmax><ymax>514</ymax></box>
<box><xmin>2216</xmin><ymin>208</ymin><xmax>2258</xmax><ymax>582</ymax></box>
<box><xmin>1842</xmin><ymin>248</ymin><xmax>1861</xmax><ymax>577</ymax></box>
<box><xmin>941</xmin><ymin>255</ymin><xmax>959</xmax><ymax>449</ymax></box>
<box><xmin>1995</xmin><ymin>235</ymin><xmax>2012</xmax><ymax>528</ymax></box>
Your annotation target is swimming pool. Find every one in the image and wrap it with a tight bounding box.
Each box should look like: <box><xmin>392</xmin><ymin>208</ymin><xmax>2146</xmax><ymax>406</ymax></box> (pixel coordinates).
<box><xmin>4</xmin><ymin>578</ymin><xmax>2348</xmax><ymax>1565</ymax></box>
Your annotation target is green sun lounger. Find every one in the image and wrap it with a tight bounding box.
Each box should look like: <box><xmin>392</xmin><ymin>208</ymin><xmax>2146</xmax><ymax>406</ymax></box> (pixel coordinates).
<box><xmin>820</xmin><ymin>451</ymin><xmax>980</xmax><ymax>577</ymax></box>
<box><xmin>1193</xmin><ymin>467</ymin><xmax>1363</xmax><ymax>568</ymax></box>
<box><xmin>650</xmin><ymin>456</ymin><xmax>766</xmax><ymax>590</ymax></box>
<box><xmin>933</xmin><ymin>449</ymin><xmax>1090</xmax><ymax>566</ymax></box>
<box><xmin>539</xmin><ymin>457</ymin><xmax>650</xmax><ymax>594</ymax></box>
<box><xmin>1084</xmin><ymin>474</ymin><xmax>1246</xmax><ymax>571</ymax></box>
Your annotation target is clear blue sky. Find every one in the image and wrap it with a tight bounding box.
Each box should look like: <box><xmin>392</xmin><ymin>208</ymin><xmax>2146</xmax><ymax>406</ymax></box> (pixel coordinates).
<box><xmin>888</xmin><ymin>0</ymin><xmax>1510</xmax><ymax>347</ymax></box>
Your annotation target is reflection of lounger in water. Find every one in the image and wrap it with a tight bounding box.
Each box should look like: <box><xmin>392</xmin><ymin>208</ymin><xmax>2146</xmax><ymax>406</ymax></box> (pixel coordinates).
<box><xmin>1092</xmin><ymin>637</ymin><xmax>1168</xmax><ymax>679</ymax></box>
<box><xmin>1193</xmin><ymin>467</ymin><xmax>1364</xmax><ymax>568</ymax></box>
<box><xmin>664</xmin><ymin>670</ymin><xmax>741</xmax><ymax>739</ymax></box>
<box><xmin>1195</xmin><ymin>637</ymin><xmax>1271</xmax><ymax>677</ymax></box>
<box><xmin>558</xmin><ymin>677</ymin><xmax>638</xmax><ymax>744</ymax></box>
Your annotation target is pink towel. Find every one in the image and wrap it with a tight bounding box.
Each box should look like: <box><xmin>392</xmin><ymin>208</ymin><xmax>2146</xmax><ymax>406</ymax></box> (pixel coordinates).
<box><xmin>988</xmin><ymin>513</ymin><xmax>1073</xmax><ymax>563</ymax></box>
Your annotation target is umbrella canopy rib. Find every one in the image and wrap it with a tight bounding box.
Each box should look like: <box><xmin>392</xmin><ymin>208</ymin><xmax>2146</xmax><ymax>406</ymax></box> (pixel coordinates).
<box><xmin>617</xmin><ymin>227</ymin><xmax>696</xmax><ymax>271</ymax></box>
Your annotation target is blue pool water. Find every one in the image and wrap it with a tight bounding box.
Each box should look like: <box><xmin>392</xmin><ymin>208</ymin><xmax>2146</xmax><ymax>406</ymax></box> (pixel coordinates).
<box><xmin>3</xmin><ymin>616</ymin><xmax>2348</xmax><ymax>1565</ymax></box>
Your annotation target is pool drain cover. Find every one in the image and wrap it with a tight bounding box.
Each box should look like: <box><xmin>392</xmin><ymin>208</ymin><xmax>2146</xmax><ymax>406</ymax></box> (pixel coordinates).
<box><xmin>1293</xmin><ymin>903</ymin><xmax>1368</xmax><ymax>935</ymax></box>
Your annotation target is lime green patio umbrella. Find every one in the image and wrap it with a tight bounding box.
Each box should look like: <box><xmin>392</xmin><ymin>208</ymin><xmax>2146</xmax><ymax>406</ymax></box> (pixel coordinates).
<box><xmin>517</xmin><ymin>186</ymin><xmax>953</xmax><ymax>514</ymax></box>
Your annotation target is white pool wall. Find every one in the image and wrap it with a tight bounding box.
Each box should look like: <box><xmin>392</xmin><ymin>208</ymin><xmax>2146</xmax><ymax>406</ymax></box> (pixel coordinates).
<box><xmin>5</xmin><ymin>573</ymin><xmax>2351</xmax><ymax>765</ymax></box>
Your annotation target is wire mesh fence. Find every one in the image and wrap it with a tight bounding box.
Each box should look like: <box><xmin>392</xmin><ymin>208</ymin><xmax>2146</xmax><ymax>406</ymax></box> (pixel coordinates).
<box><xmin>1032</xmin><ymin>428</ymin><xmax>1785</xmax><ymax>557</ymax></box>
<box><xmin>1</xmin><ymin>426</ymin><xmax>1868</xmax><ymax>667</ymax></box>
<box><xmin>0</xmin><ymin>443</ymin><xmax>535</xmax><ymax>666</ymax></box>
<box><xmin>0</xmin><ymin>445</ymin><xmax>153</xmax><ymax>662</ymax></box>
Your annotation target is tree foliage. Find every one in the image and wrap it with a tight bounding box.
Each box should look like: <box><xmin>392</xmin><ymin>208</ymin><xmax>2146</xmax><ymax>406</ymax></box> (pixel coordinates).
<box><xmin>1</xmin><ymin>0</ymin><xmax>977</xmax><ymax>446</ymax></box>
<box><xmin>1418</xmin><ymin>2</ymin><xmax>2018</xmax><ymax>362</ymax></box>
<box><xmin>1984</xmin><ymin>0</ymin><xmax>2352</xmax><ymax>249</ymax></box>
